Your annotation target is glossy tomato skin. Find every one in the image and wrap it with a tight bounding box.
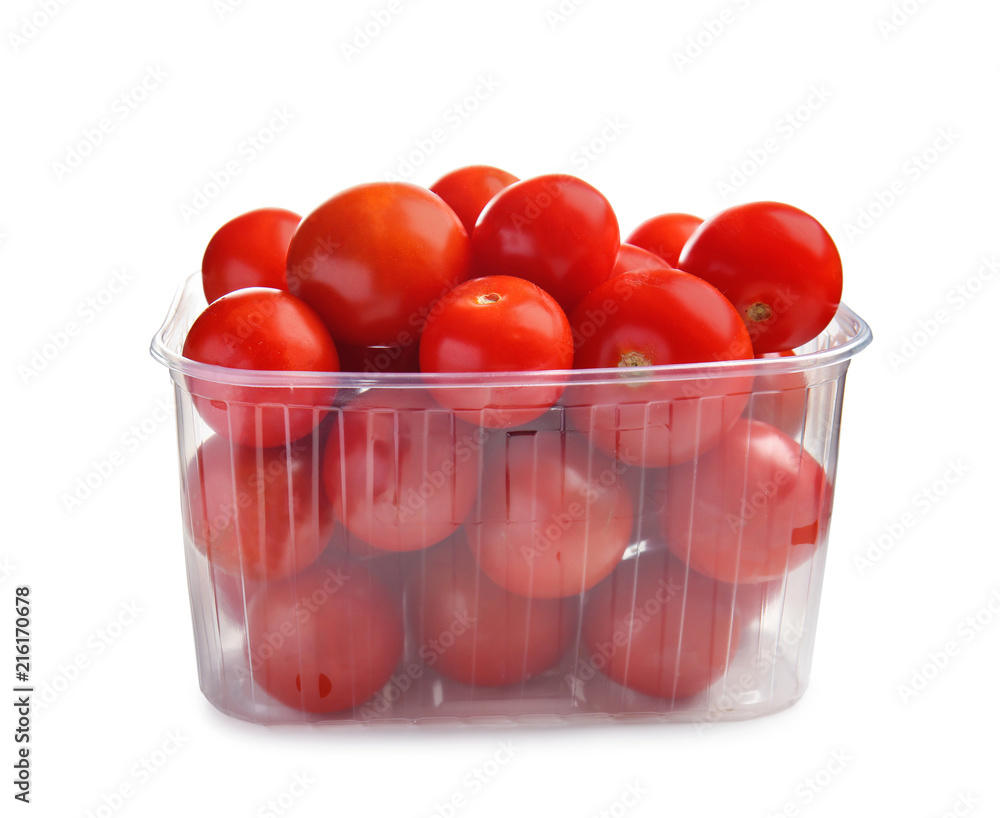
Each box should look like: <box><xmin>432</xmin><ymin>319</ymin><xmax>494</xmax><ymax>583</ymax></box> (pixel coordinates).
<box><xmin>581</xmin><ymin>549</ymin><xmax>742</xmax><ymax>701</ymax></box>
<box><xmin>419</xmin><ymin>275</ymin><xmax>574</xmax><ymax>428</ymax></box>
<box><xmin>625</xmin><ymin>212</ymin><xmax>703</xmax><ymax>269</ymax></box>
<box><xmin>677</xmin><ymin>201</ymin><xmax>843</xmax><ymax>353</ymax></box>
<box><xmin>566</xmin><ymin>268</ymin><xmax>754</xmax><ymax>467</ymax></box>
<box><xmin>201</xmin><ymin>208</ymin><xmax>301</xmax><ymax>304</ymax></box>
<box><xmin>470</xmin><ymin>174</ymin><xmax>619</xmax><ymax>313</ymax></box>
<box><xmin>246</xmin><ymin>561</ymin><xmax>403</xmax><ymax>713</ymax></box>
<box><xmin>408</xmin><ymin>536</ymin><xmax>577</xmax><ymax>687</ymax></box>
<box><xmin>612</xmin><ymin>243</ymin><xmax>672</xmax><ymax>277</ymax></box>
<box><xmin>286</xmin><ymin>182</ymin><xmax>471</xmax><ymax>347</ymax></box>
<box><xmin>571</xmin><ymin>268</ymin><xmax>752</xmax><ymax>370</ymax></box>
<box><xmin>186</xmin><ymin>433</ymin><xmax>334</xmax><ymax>582</ymax></box>
<box><xmin>323</xmin><ymin>389</ymin><xmax>490</xmax><ymax>552</ymax></box>
<box><xmin>182</xmin><ymin>288</ymin><xmax>340</xmax><ymax>448</ymax></box>
<box><xmin>466</xmin><ymin>430</ymin><xmax>634</xmax><ymax>599</ymax></box>
<box><xmin>430</xmin><ymin>165</ymin><xmax>519</xmax><ymax>236</ymax></box>
<box><xmin>662</xmin><ymin>418</ymin><xmax>832</xmax><ymax>584</ymax></box>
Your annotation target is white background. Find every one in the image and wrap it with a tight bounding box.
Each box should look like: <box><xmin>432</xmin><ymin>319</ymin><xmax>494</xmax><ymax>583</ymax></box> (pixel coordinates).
<box><xmin>3</xmin><ymin>0</ymin><xmax>999</xmax><ymax>815</ymax></box>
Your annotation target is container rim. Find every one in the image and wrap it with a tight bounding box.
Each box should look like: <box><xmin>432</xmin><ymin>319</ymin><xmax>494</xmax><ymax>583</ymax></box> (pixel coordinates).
<box><xmin>150</xmin><ymin>271</ymin><xmax>873</xmax><ymax>389</ymax></box>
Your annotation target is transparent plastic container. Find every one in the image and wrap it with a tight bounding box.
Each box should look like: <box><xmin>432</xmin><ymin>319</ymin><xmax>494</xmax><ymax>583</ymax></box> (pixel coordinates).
<box><xmin>151</xmin><ymin>272</ymin><xmax>871</xmax><ymax>726</ymax></box>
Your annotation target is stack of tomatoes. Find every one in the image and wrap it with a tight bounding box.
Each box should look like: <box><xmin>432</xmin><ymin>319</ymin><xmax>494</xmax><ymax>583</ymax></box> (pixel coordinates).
<box><xmin>180</xmin><ymin>166</ymin><xmax>843</xmax><ymax>715</ymax></box>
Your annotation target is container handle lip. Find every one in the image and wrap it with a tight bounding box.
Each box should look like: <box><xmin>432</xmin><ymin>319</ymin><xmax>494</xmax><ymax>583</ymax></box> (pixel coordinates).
<box><xmin>150</xmin><ymin>271</ymin><xmax>874</xmax><ymax>389</ymax></box>
<box><xmin>830</xmin><ymin>301</ymin><xmax>873</xmax><ymax>359</ymax></box>
<box><xmin>149</xmin><ymin>273</ymin><xmax>192</xmax><ymax>372</ymax></box>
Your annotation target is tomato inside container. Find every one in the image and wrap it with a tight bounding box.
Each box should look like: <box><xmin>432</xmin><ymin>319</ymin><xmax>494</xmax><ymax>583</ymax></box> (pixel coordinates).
<box><xmin>151</xmin><ymin>271</ymin><xmax>871</xmax><ymax>725</ymax></box>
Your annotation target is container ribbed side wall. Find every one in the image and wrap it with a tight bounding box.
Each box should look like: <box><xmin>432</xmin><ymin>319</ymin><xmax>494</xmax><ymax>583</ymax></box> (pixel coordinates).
<box><xmin>153</xmin><ymin>271</ymin><xmax>870</xmax><ymax>725</ymax></box>
<box><xmin>167</xmin><ymin>361</ymin><xmax>852</xmax><ymax>725</ymax></box>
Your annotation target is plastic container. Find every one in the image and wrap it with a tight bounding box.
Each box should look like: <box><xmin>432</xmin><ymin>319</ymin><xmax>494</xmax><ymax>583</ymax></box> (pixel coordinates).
<box><xmin>151</xmin><ymin>272</ymin><xmax>871</xmax><ymax>726</ymax></box>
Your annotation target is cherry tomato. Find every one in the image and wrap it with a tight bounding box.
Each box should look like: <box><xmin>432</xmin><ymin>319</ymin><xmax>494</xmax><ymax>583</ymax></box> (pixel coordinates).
<box><xmin>286</xmin><ymin>182</ymin><xmax>471</xmax><ymax>346</ymax></box>
<box><xmin>419</xmin><ymin>275</ymin><xmax>574</xmax><ymax>428</ymax></box>
<box><xmin>471</xmin><ymin>174</ymin><xmax>619</xmax><ymax>313</ymax></box>
<box><xmin>323</xmin><ymin>389</ymin><xmax>489</xmax><ymax>552</ymax></box>
<box><xmin>408</xmin><ymin>536</ymin><xmax>577</xmax><ymax>687</ymax></box>
<box><xmin>745</xmin><ymin>350</ymin><xmax>808</xmax><ymax>438</ymax></box>
<box><xmin>677</xmin><ymin>201</ymin><xmax>843</xmax><ymax>353</ymax></box>
<box><xmin>662</xmin><ymin>418</ymin><xmax>832</xmax><ymax>584</ymax></box>
<box><xmin>581</xmin><ymin>549</ymin><xmax>742</xmax><ymax>701</ymax></box>
<box><xmin>246</xmin><ymin>561</ymin><xmax>403</xmax><ymax>713</ymax></box>
<box><xmin>430</xmin><ymin>165</ymin><xmax>519</xmax><ymax>236</ymax></box>
<box><xmin>201</xmin><ymin>208</ymin><xmax>301</xmax><ymax>304</ymax></box>
<box><xmin>182</xmin><ymin>288</ymin><xmax>340</xmax><ymax>448</ymax></box>
<box><xmin>625</xmin><ymin>212</ymin><xmax>703</xmax><ymax>269</ymax></box>
<box><xmin>612</xmin><ymin>243</ymin><xmax>671</xmax><ymax>277</ymax></box>
<box><xmin>466</xmin><ymin>430</ymin><xmax>634</xmax><ymax>599</ymax></box>
<box><xmin>186</xmin><ymin>433</ymin><xmax>334</xmax><ymax>582</ymax></box>
<box><xmin>566</xmin><ymin>268</ymin><xmax>753</xmax><ymax>467</ymax></box>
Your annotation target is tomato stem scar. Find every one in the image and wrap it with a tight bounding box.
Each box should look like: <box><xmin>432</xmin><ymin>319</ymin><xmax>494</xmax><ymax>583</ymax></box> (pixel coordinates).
<box><xmin>477</xmin><ymin>292</ymin><xmax>502</xmax><ymax>305</ymax></box>
<box><xmin>618</xmin><ymin>351</ymin><xmax>650</xmax><ymax>367</ymax></box>
<box><xmin>747</xmin><ymin>302</ymin><xmax>773</xmax><ymax>323</ymax></box>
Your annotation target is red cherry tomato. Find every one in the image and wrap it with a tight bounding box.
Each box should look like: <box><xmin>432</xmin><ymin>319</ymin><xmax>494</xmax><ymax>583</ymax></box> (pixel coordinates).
<box><xmin>581</xmin><ymin>549</ymin><xmax>742</xmax><ymax>701</ymax></box>
<box><xmin>662</xmin><ymin>418</ymin><xmax>832</xmax><ymax>584</ymax></box>
<box><xmin>471</xmin><ymin>174</ymin><xmax>619</xmax><ymax>313</ymax></box>
<box><xmin>677</xmin><ymin>201</ymin><xmax>843</xmax><ymax>353</ymax></box>
<box><xmin>430</xmin><ymin>165</ymin><xmax>519</xmax><ymax>236</ymax></box>
<box><xmin>182</xmin><ymin>288</ymin><xmax>339</xmax><ymax>448</ymax></box>
<box><xmin>419</xmin><ymin>275</ymin><xmax>574</xmax><ymax>428</ymax></box>
<box><xmin>201</xmin><ymin>208</ymin><xmax>301</xmax><ymax>304</ymax></box>
<box><xmin>323</xmin><ymin>390</ymin><xmax>489</xmax><ymax>552</ymax></box>
<box><xmin>246</xmin><ymin>561</ymin><xmax>403</xmax><ymax>713</ymax></box>
<box><xmin>186</xmin><ymin>433</ymin><xmax>334</xmax><ymax>582</ymax></box>
<box><xmin>745</xmin><ymin>350</ymin><xmax>808</xmax><ymax>437</ymax></box>
<box><xmin>408</xmin><ymin>536</ymin><xmax>577</xmax><ymax>687</ymax></box>
<box><xmin>286</xmin><ymin>182</ymin><xmax>471</xmax><ymax>347</ymax></box>
<box><xmin>612</xmin><ymin>243</ymin><xmax>671</xmax><ymax>277</ymax></box>
<box><xmin>625</xmin><ymin>212</ymin><xmax>703</xmax><ymax>269</ymax></box>
<box><xmin>566</xmin><ymin>268</ymin><xmax>753</xmax><ymax>467</ymax></box>
<box><xmin>466</xmin><ymin>431</ymin><xmax>634</xmax><ymax>599</ymax></box>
